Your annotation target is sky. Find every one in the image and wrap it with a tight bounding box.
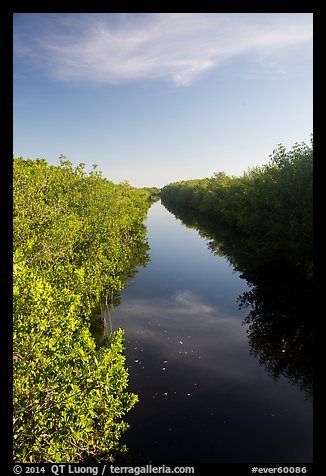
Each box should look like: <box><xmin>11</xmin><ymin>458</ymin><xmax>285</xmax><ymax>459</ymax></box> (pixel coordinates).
<box><xmin>13</xmin><ymin>13</ymin><xmax>313</xmax><ymax>188</ymax></box>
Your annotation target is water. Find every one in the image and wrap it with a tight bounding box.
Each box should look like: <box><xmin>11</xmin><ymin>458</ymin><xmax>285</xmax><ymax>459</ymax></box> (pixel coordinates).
<box><xmin>111</xmin><ymin>201</ymin><xmax>312</xmax><ymax>464</ymax></box>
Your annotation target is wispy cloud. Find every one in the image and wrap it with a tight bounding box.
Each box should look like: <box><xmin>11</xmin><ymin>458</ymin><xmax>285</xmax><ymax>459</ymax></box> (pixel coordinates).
<box><xmin>14</xmin><ymin>13</ymin><xmax>312</xmax><ymax>85</ymax></box>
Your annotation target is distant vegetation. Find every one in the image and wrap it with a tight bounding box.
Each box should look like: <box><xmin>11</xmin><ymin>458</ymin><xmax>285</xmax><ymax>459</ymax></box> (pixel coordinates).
<box><xmin>140</xmin><ymin>186</ymin><xmax>161</xmax><ymax>204</ymax></box>
<box><xmin>13</xmin><ymin>157</ymin><xmax>152</xmax><ymax>462</ymax></box>
<box><xmin>161</xmin><ymin>138</ymin><xmax>313</xmax><ymax>279</ymax></box>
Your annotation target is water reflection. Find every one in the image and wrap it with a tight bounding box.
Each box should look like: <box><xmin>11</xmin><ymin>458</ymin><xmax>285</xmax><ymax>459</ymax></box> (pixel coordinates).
<box><xmin>112</xmin><ymin>291</ymin><xmax>252</xmax><ymax>382</ymax></box>
<box><xmin>162</xmin><ymin>203</ymin><xmax>313</xmax><ymax>400</ymax></box>
<box><xmin>240</xmin><ymin>265</ymin><xmax>313</xmax><ymax>400</ymax></box>
<box><xmin>90</xmin><ymin>224</ymin><xmax>150</xmax><ymax>346</ymax></box>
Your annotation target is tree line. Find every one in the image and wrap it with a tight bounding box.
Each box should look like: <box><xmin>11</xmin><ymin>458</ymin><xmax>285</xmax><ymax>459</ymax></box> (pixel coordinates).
<box><xmin>13</xmin><ymin>157</ymin><xmax>152</xmax><ymax>463</ymax></box>
<box><xmin>161</xmin><ymin>138</ymin><xmax>313</xmax><ymax>279</ymax></box>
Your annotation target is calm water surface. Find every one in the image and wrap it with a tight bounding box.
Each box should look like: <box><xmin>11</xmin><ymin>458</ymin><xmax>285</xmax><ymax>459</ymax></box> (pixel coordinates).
<box><xmin>111</xmin><ymin>201</ymin><xmax>312</xmax><ymax>464</ymax></box>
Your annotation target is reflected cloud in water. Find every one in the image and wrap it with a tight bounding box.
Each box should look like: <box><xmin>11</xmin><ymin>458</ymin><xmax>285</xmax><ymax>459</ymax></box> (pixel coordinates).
<box><xmin>112</xmin><ymin>288</ymin><xmax>312</xmax><ymax>464</ymax></box>
<box><xmin>112</xmin><ymin>288</ymin><xmax>306</xmax><ymax>394</ymax></box>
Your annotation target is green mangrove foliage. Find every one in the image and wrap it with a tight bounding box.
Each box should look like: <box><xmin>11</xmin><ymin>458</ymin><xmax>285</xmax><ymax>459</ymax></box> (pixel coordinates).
<box><xmin>13</xmin><ymin>157</ymin><xmax>151</xmax><ymax>463</ymax></box>
<box><xmin>161</xmin><ymin>139</ymin><xmax>313</xmax><ymax>278</ymax></box>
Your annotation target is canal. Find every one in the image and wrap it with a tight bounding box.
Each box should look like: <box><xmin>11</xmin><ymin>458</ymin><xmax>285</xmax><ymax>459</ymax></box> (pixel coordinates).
<box><xmin>111</xmin><ymin>200</ymin><xmax>313</xmax><ymax>464</ymax></box>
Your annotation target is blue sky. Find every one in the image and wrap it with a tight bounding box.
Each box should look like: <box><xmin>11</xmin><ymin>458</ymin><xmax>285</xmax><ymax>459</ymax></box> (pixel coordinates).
<box><xmin>13</xmin><ymin>13</ymin><xmax>313</xmax><ymax>188</ymax></box>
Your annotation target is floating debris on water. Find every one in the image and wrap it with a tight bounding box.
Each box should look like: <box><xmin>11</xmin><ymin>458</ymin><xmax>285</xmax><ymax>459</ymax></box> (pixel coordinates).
<box><xmin>162</xmin><ymin>368</ymin><xmax>166</xmax><ymax>371</ymax></box>
<box><xmin>163</xmin><ymin>360</ymin><xmax>168</xmax><ymax>363</ymax></box>
<box><xmin>179</xmin><ymin>341</ymin><xmax>183</xmax><ymax>344</ymax></box>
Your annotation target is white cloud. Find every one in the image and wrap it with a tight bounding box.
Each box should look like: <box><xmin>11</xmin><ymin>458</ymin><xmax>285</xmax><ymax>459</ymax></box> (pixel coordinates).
<box><xmin>14</xmin><ymin>13</ymin><xmax>312</xmax><ymax>85</ymax></box>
